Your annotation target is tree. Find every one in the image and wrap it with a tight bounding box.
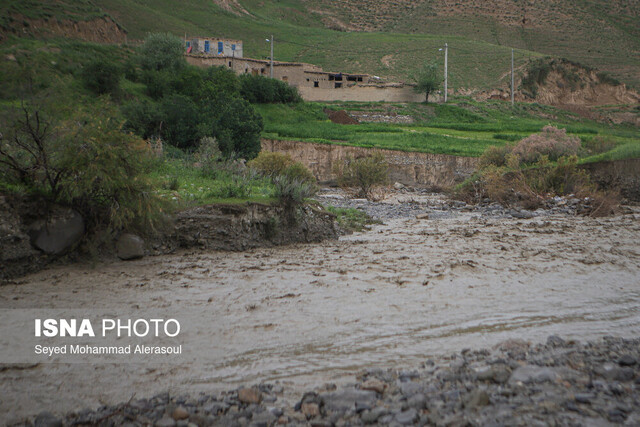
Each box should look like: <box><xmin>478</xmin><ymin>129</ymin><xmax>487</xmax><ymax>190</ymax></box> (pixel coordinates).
<box><xmin>211</xmin><ymin>97</ymin><xmax>263</xmax><ymax>160</ymax></box>
<box><xmin>140</xmin><ymin>32</ymin><xmax>186</xmax><ymax>72</ymax></box>
<box><xmin>82</xmin><ymin>58</ymin><xmax>122</xmax><ymax>95</ymax></box>
<box><xmin>412</xmin><ymin>62</ymin><xmax>441</xmax><ymax>103</ymax></box>
<box><xmin>336</xmin><ymin>153</ymin><xmax>389</xmax><ymax>198</ymax></box>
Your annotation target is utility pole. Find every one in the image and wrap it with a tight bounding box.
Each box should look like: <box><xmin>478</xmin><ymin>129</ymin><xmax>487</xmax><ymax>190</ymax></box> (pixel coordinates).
<box><xmin>511</xmin><ymin>48</ymin><xmax>515</xmax><ymax>107</ymax></box>
<box><xmin>444</xmin><ymin>42</ymin><xmax>448</xmax><ymax>103</ymax></box>
<box><xmin>270</xmin><ymin>35</ymin><xmax>274</xmax><ymax>79</ymax></box>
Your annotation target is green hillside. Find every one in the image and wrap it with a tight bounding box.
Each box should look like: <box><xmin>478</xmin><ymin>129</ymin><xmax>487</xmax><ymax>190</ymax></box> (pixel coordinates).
<box><xmin>3</xmin><ymin>0</ymin><xmax>638</xmax><ymax>90</ymax></box>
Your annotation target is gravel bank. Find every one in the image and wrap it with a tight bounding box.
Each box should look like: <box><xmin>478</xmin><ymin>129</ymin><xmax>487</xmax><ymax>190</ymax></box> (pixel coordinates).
<box><xmin>315</xmin><ymin>187</ymin><xmax>614</xmax><ymax>222</ymax></box>
<box><xmin>26</xmin><ymin>336</ymin><xmax>639</xmax><ymax>426</ymax></box>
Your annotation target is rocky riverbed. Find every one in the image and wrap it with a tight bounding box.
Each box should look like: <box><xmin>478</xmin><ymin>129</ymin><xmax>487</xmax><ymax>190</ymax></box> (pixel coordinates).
<box><xmin>2</xmin><ymin>190</ymin><xmax>639</xmax><ymax>425</ymax></box>
<box><xmin>27</xmin><ymin>336</ymin><xmax>640</xmax><ymax>426</ymax></box>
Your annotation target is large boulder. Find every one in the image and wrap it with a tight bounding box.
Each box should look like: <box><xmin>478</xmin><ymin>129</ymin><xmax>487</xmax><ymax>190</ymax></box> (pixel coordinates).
<box><xmin>29</xmin><ymin>208</ymin><xmax>84</xmax><ymax>255</ymax></box>
<box><xmin>116</xmin><ymin>233</ymin><xmax>145</xmax><ymax>260</ymax></box>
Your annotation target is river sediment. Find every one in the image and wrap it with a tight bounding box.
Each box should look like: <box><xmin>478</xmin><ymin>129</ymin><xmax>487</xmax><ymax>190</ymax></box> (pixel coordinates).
<box><xmin>1</xmin><ymin>192</ymin><xmax>639</xmax><ymax>424</ymax></box>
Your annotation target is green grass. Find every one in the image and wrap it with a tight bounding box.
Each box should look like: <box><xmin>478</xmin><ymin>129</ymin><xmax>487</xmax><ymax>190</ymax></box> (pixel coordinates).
<box><xmin>256</xmin><ymin>100</ymin><xmax>640</xmax><ymax>158</ymax></box>
<box><xmin>580</xmin><ymin>142</ymin><xmax>640</xmax><ymax>164</ymax></box>
<box><xmin>149</xmin><ymin>158</ymin><xmax>276</xmax><ymax>207</ymax></box>
<box><xmin>325</xmin><ymin>206</ymin><xmax>380</xmax><ymax>232</ymax></box>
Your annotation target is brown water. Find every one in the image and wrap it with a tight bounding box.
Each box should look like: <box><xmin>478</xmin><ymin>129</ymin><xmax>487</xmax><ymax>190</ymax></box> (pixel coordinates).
<box><xmin>1</xmin><ymin>208</ymin><xmax>640</xmax><ymax>422</ymax></box>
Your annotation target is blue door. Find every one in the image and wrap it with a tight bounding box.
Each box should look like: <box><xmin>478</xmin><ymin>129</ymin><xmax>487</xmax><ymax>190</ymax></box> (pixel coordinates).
<box><xmin>204</xmin><ymin>40</ymin><xmax>210</xmax><ymax>53</ymax></box>
<box><xmin>218</xmin><ymin>42</ymin><xmax>223</xmax><ymax>54</ymax></box>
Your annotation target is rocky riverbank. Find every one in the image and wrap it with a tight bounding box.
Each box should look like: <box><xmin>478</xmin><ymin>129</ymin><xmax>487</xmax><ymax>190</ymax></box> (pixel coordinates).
<box><xmin>26</xmin><ymin>336</ymin><xmax>639</xmax><ymax>426</ymax></box>
<box><xmin>314</xmin><ymin>186</ymin><xmax>615</xmax><ymax>222</ymax></box>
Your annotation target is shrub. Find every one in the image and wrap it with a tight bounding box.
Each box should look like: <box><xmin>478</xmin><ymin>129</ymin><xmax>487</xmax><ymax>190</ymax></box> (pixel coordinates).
<box><xmin>122</xmin><ymin>99</ymin><xmax>163</xmax><ymax>140</ymax></box>
<box><xmin>239</xmin><ymin>74</ymin><xmax>302</xmax><ymax>104</ymax></box>
<box><xmin>0</xmin><ymin>98</ymin><xmax>165</xmax><ymax>234</ymax></box>
<box><xmin>336</xmin><ymin>153</ymin><xmax>389</xmax><ymax>198</ymax></box>
<box><xmin>160</xmin><ymin>94</ymin><xmax>202</xmax><ymax>149</ymax></box>
<box><xmin>581</xmin><ymin>136</ymin><xmax>617</xmax><ymax>156</ymax></box>
<box><xmin>247</xmin><ymin>152</ymin><xmax>294</xmax><ymax>177</ymax></box>
<box><xmin>478</xmin><ymin>144</ymin><xmax>512</xmax><ymax>168</ymax></box>
<box><xmin>82</xmin><ymin>58</ymin><xmax>122</xmax><ymax>95</ymax></box>
<box><xmin>211</xmin><ymin>97</ymin><xmax>263</xmax><ymax>160</ymax></box>
<box><xmin>521</xmin><ymin>59</ymin><xmax>552</xmax><ymax>97</ymax></box>
<box><xmin>194</xmin><ymin>136</ymin><xmax>222</xmax><ymax>174</ymax></box>
<box><xmin>282</xmin><ymin>162</ymin><xmax>316</xmax><ymax>185</ymax></box>
<box><xmin>512</xmin><ymin>126</ymin><xmax>580</xmax><ymax>164</ymax></box>
<box><xmin>140</xmin><ymin>32</ymin><xmax>186</xmax><ymax>72</ymax></box>
<box><xmin>273</xmin><ymin>174</ymin><xmax>317</xmax><ymax>206</ymax></box>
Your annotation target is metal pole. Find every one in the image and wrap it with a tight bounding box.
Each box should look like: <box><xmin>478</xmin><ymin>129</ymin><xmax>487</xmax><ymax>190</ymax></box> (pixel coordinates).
<box><xmin>511</xmin><ymin>48</ymin><xmax>515</xmax><ymax>106</ymax></box>
<box><xmin>270</xmin><ymin>35</ymin><xmax>274</xmax><ymax>79</ymax></box>
<box><xmin>444</xmin><ymin>43</ymin><xmax>448</xmax><ymax>103</ymax></box>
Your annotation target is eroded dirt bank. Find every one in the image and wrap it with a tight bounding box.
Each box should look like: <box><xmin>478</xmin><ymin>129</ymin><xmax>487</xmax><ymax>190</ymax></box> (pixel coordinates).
<box><xmin>1</xmin><ymin>195</ymin><xmax>639</xmax><ymax>423</ymax></box>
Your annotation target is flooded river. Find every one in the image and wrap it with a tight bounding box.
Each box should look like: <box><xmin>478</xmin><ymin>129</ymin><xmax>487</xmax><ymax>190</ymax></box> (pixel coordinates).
<box><xmin>1</xmin><ymin>202</ymin><xmax>640</xmax><ymax>422</ymax></box>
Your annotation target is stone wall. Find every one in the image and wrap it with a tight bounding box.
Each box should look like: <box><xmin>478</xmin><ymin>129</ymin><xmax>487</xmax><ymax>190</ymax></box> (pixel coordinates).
<box><xmin>261</xmin><ymin>139</ymin><xmax>478</xmax><ymax>188</ymax></box>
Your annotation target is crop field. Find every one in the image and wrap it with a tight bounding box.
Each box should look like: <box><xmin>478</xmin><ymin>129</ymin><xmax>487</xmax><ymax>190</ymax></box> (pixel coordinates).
<box><xmin>256</xmin><ymin>101</ymin><xmax>640</xmax><ymax>161</ymax></box>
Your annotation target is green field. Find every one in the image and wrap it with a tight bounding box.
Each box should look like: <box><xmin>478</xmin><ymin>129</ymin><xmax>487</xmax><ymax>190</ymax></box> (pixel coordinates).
<box><xmin>256</xmin><ymin>100</ymin><xmax>640</xmax><ymax>161</ymax></box>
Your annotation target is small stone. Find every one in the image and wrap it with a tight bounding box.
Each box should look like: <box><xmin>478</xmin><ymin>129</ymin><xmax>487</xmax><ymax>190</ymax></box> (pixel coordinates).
<box><xmin>361</xmin><ymin>407</ymin><xmax>387</xmax><ymax>424</ymax></box>
<box><xmin>34</xmin><ymin>412</ymin><xmax>63</xmax><ymax>427</ymax></box>
<box><xmin>117</xmin><ymin>233</ymin><xmax>145</xmax><ymax>260</ymax></box>
<box><xmin>238</xmin><ymin>387</ymin><xmax>262</xmax><ymax>404</ymax></box>
<box><xmin>547</xmin><ymin>335</ymin><xmax>566</xmax><ymax>347</ymax></box>
<box><xmin>250</xmin><ymin>411</ymin><xmax>276</xmax><ymax>427</ymax></box>
<box><xmin>277</xmin><ymin>415</ymin><xmax>288</xmax><ymax>424</ymax></box>
<box><xmin>619</xmin><ymin>355</ymin><xmax>637</xmax><ymax>366</ymax></box>
<box><xmin>155</xmin><ymin>417</ymin><xmax>177</xmax><ymax>427</ymax></box>
<box><xmin>416</xmin><ymin>213</ymin><xmax>429</xmax><ymax>220</ymax></box>
<box><xmin>301</xmin><ymin>402</ymin><xmax>320</xmax><ymax>418</ymax></box>
<box><xmin>321</xmin><ymin>388</ymin><xmax>377</xmax><ymax>413</ymax></box>
<box><xmin>574</xmin><ymin>393</ymin><xmax>593</xmax><ymax>404</ymax></box>
<box><xmin>172</xmin><ymin>406</ymin><xmax>189</xmax><ymax>420</ymax></box>
<box><xmin>361</xmin><ymin>378</ymin><xmax>386</xmax><ymax>394</ymax></box>
<box><xmin>466</xmin><ymin>390</ymin><xmax>490</xmax><ymax>409</ymax></box>
<box><xmin>394</xmin><ymin>408</ymin><xmax>418</xmax><ymax>425</ymax></box>
<box><xmin>509</xmin><ymin>365</ymin><xmax>558</xmax><ymax>384</ymax></box>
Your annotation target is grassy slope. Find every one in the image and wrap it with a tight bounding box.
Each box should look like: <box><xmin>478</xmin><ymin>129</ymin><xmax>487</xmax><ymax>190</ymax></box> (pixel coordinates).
<box><xmin>95</xmin><ymin>0</ymin><xmax>545</xmax><ymax>90</ymax></box>
<box><xmin>7</xmin><ymin>1</ymin><xmax>637</xmax><ymax>88</ymax></box>
<box><xmin>303</xmin><ymin>0</ymin><xmax>640</xmax><ymax>88</ymax></box>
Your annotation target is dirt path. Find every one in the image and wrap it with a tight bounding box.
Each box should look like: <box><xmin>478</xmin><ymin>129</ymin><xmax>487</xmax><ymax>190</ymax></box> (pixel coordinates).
<box><xmin>1</xmin><ymin>204</ymin><xmax>640</xmax><ymax>423</ymax></box>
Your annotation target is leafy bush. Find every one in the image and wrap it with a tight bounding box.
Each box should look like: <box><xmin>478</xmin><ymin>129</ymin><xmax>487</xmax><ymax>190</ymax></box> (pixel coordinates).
<box><xmin>0</xmin><ymin>98</ymin><xmax>165</xmax><ymax>234</ymax></box>
<box><xmin>239</xmin><ymin>74</ymin><xmax>302</xmax><ymax>104</ymax></box>
<box><xmin>159</xmin><ymin>94</ymin><xmax>202</xmax><ymax>149</ymax></box>
<box><xmin>478</xmin><ymin>144</ymin><xmax>512</xmax><ymax>168</ymax></box>
<box><xmin>81</xmin><ymin>58</ymin><xmax>122</xmax><ymax>95</ymax></box>
<box><xmin>325</xmin><ymin>206</ymin><xmax>378</xmax><ymax>232</ymax></box>
<box><xmin>521</xmin><ymin>59</ymin><xmax>552</xmax><ymax>97</ymax></box>
<box><xmin>211</xmin><ymin>97</ymin><xmax>263</xmax><ymax>159</ymax></box>
<box><xmin>596</xmin><ymin>72</ymin><xmax>621</xmax><ymax>86</ymax></box>
<box><xmin>194</xmin><ymin>136</ymin><xmax>222</xmax><ymax>174</ymax></box>
<box><xmin>140</xmin><ymin>32</ymin><xmax>186</xmax><ymax>72</ymax></box>
<box><xmin>122</xmin><ymin>99</ymin><xmax>163</xmax><ymax>139</ymax></box>
<box><xmin>282</xmin><ymin>162</ymin><xmax>316</xmax><ymax>185</ymax></box>
<box><xmin>247</xmin><ymin>152</ymin><xmax>294</xmax><ymax>177</ymax></box>
<box><xmin>272</xmin><ymin>174</ymin><xmax>317</xmax><ymax>206</ymax></box>
<box><xmin>512</xmin><ymin>126</ymin><xmax>580</xmax><ymax>164</ymax></box>
<box><xmin>335</xmin><ymin>153</ymin><xmax>389</xmax><ymax>198</ymax></box>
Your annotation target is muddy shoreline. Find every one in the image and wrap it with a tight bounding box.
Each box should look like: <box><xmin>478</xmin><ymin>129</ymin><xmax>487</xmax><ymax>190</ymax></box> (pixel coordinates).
<box><xmin>25</xmin><ymin>336</ymin><xmax>640</xmax><ymax>426</ymax></box>
<box><xmin>1</xmin><ymin>191</ymin><xmax>639</xmax><ymax>424</ymax></box>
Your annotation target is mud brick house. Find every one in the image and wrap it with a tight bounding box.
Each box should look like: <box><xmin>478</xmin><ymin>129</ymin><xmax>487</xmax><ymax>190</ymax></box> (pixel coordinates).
<box><xmin>185</xmin><ymin>38</ymin><xmax>424</xmax><ymax>102</ymax></box>
<box><xmin>187</xmin><ymin>36</ymin><xmax>243</xmax><ymax>58</ymax></box>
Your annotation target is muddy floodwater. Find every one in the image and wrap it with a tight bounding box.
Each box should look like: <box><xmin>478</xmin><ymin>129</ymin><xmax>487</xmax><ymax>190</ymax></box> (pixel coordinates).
<box><xmin>1</xmin><ymin>199</ymin><xmax>640</xmax><ymax>422</ymax></box>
